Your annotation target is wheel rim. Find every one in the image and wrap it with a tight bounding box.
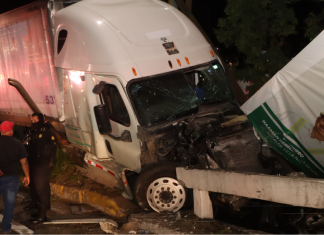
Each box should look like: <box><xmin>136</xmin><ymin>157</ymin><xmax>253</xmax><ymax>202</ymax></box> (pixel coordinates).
<box><xmin>146</xmin><ymin>177</ymin><xmax>186</xmax><ymax>213</ymax></box>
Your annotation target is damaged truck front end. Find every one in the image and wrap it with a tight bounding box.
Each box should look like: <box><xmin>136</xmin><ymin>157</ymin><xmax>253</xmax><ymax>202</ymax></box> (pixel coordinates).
<box><xmin>131</xmin><ymin>59</ymin><xmax>296</xmax><ymax>212</ymax></box>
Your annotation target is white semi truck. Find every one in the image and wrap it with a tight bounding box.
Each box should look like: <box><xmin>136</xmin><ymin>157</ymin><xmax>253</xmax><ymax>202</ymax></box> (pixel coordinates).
<box><xmin>1</xmin><ymin>0</ymin><xmax>320</xmax><ymax>218</ymax></box>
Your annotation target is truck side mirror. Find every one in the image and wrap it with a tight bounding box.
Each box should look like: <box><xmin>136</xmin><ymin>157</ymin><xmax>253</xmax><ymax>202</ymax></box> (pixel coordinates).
<box><xmin>94</xmin><ymin>104</ymin><xmax>112</xmax><ymax>135</ymax></box>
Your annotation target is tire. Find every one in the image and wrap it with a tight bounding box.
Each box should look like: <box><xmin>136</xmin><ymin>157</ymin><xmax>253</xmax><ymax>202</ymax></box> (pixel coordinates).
<box><xmin>134</xmin><ymin>162</ymin><xmax>192</xmax><ymax>212</ymax></box>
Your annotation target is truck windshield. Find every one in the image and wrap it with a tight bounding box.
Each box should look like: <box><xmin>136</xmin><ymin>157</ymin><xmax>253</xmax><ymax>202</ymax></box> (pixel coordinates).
<box><xmin>185</xmin><ymin>61</ymin><xmax>235</xmax><ymax>103</ymax></box>
<box><xmin>129</xmin><ymin>72</ymin><xmax>198</xmax><ymax>127</ymax></box>
<box><xmin>129</xmin><ymin>61</ymin><xmax>234</xmax><ymax>127</ymax></box>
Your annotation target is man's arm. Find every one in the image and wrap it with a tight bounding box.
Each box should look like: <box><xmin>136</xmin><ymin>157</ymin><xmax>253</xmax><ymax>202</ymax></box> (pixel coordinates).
<box><xmin>20</xmin><ymin>158</ymin><xmax>30</xmax><ymax>186</ymax></box>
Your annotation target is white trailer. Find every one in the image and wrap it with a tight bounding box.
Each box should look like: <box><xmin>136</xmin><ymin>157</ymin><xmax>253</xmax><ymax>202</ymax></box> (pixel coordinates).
<box><xmin>0</xmin><ymin>2</ymin><xmax>60</xmax><ymax>126</ymax></box>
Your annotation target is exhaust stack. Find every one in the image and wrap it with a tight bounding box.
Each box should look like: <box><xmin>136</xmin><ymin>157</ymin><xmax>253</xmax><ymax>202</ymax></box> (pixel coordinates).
<box><xmin>8</xmin><ymin>78</ymin><xmax>41</xmax><ymax>114</ymax></box>
<box><xmin>8</xmin><ymin>78</ymin><xmax>69</xmax><ymax>146</ymax></box>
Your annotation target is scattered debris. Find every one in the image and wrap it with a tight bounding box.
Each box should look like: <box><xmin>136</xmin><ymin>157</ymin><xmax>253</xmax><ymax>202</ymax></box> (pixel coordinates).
<box><xmin>221</xmin><ymin>115</ymin><xmax>248</xmax><ymax>128</ymax></box>
<box><xmin>43</xmin><ymin>218</ymin><xmax>108</xmax><ymax>224</ymax></box>
<box><xmin>99</xmin><ymin>219</ymin><xmax>118</xmax><ymax>234</ymax></box>
<box><xmin>306</xmin><ymin>216</ymin><xmax>315</xmax><ymax>226</ymax></box>
<box><xmin>127</xmin><ymin>212</ymin><xmax>267</xmax><ymax>234</ymax></box>
<box><xmin>287</xmin><ymin>172</ymin><xmax>306</xmax><ymax>178</ymax></box>
<box><xmin>309</xmin><ymin>215</ymin><xmax>324</xmax><ymax>228</ymax></box>
<box><xmin>70</xmin><ymin>206</ymin><xmax>81</xmax><ymax>214</ymax></box>
<box><xmin>0</xmin><ymin>214</ymin><xmax>33</xmax><ymax>234</ymax></box>
<box><xmin>175</xmin><ymin>212</ymin><xmax>181</xmax><ymax>221</ymax></box>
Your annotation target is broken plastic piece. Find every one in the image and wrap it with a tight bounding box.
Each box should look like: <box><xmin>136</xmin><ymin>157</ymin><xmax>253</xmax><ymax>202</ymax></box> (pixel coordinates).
<box><xmin>99</xmin><ymin>219</ymin><xmax>118</xmax><ymax>234</ymax></box>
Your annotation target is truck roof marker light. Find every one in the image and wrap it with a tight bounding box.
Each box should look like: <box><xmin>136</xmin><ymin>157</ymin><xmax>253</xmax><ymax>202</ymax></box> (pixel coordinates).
<box><xmin>168</xmin><ymin>60</ymin><xmax>173</xmax><ymax>68</ymax></box>
<box><xmin>210</xmin><ymin>50</ymin><xmax>215</xmax><ymax>57</ymax></box>
<box><xmin>132</xmin><ymin>68</ymin><xmax>137</xmax><ymax>76</ymax></box>
<box><xmin>185</xmin><ymin>57</ymin><xmax>190</xmax><ymax>64</ymax></box>
<box><xmin>177</xmin><ymin>59</ymin><xmax>181</xmax><ymax>66</ymax></box>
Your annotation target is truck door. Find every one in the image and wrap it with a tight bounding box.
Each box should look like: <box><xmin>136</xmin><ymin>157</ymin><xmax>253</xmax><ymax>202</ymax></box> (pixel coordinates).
<box><xmin>98</xmin><ymin>76</ymin><xmax>141</xmax><ymax>172</ymax></box>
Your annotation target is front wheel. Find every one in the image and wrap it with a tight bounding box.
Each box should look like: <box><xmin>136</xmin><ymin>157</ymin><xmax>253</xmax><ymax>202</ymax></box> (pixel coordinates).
<box><xmin>134</xmin><ymin>163</ymin><xmax>189</xmax><ymax>212</ymax></box>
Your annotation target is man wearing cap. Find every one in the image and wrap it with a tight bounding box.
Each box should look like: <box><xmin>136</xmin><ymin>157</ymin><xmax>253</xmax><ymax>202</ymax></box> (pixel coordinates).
<box><xmin>0</xmin><ymin>121</ymin><xmax>30</xmax><ymax>233</ymax></box>
<box><xmin>24</xmin><ymin>113</ymin><xmax>56</xmax><ymax>224</ymax></box>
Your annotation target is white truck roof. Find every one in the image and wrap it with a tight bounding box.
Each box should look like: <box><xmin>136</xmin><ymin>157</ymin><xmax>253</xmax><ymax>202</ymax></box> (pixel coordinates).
<box><xmin>54</xmin><ymin>0</ymin><xmax>215</xmax><ymax>85</ymax></box>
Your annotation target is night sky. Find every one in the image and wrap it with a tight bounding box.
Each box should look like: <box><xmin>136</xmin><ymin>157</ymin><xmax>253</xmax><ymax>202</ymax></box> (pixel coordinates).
<box><xmin>0</xmin><ymin>0</ymin><xmax>37</xmax><ymax>14</ymax></box>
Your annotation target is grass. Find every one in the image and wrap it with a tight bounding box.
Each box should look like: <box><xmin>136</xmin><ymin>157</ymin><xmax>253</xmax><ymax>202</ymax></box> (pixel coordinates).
<box><xmin>172</xmin><ymin>218</ymin><xmax>188</xmax><ymax>228</ymax></box>
<box><xmin>50</xmin><ymin>196</ymin><xmax>60</xmax><ymax>202</ymax></box>
<box><xmin>51</xmin><ymin>148</ymin><xmax>88</xmax><ymax>186</ymax></box>
<box><xmin>51</xmin><ymin>148</ymin><xmax>75</xmax><ymax>179</ymax></box>
<box><xmin>68</xmin><ymin>171</ymin><xmax>87</xmax><ymax>185</ymax></box>
<box><xmin>50</xmin><ymin>148</ymin><xmax>117</xmax><ymax>194</ymax></box>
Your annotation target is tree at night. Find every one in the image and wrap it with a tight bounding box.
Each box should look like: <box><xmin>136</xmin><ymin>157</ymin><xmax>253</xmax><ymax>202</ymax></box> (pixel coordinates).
<box><xmin>215</xmin><ymin>0</ymin><xmax>302</xmax><ymax>95</ymax></box>
<box><xmin>305</xmin><ymin>0</ymin><xmax>324</xmax><ymax>40</ymax></box>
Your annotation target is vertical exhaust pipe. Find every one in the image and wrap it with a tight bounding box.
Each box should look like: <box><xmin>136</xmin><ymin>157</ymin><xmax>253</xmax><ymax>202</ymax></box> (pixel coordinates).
<box><xmin>8</xmin><ymin>78</ymin><xmax>69</xmax><ymax>146</ymax></box>
<box><xmin>8</xmin><ymin>78</ymin><xmax>41</xmax><ymax>114</ymax></box>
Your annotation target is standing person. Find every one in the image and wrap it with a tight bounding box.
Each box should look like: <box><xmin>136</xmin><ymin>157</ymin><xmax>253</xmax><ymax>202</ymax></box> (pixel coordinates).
<box><xmin>23</xmin><ymin>113</ymin><xmax>57</xmax><ymax>223</ymax></box>
<box><xmin>0</xmin><ymin>121</ymin><xmax>30</xmax><ymax>233</ymax></box>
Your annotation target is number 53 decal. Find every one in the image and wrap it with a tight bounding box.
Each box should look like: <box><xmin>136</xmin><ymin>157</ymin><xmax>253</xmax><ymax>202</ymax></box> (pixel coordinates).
<box><xmin>45</xmin><ymin>95</ymin><xmax>55</xmax><ymax>104</ymax></box>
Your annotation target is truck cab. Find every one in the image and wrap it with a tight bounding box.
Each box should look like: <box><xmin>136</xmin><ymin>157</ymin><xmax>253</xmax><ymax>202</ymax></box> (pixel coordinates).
<box><xmin>50</xmin><ymin>0</ymin><xmax>282</xmax><ymax>213</ymax></box>
<box><xmin>0</xmin><ymin>0</ymin><xmax>321</xmax><ymax>220</ymax></box>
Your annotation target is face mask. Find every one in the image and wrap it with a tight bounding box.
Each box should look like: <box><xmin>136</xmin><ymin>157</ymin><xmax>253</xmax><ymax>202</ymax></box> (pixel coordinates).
<box><xmin>31</xmin><ymin>122</ymin><xmax>41</xmax><ymax>130</ymax></box>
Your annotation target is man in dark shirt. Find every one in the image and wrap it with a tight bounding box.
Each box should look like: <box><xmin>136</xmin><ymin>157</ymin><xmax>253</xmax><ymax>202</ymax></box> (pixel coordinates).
<box><xmin>24</xmin><ymin>113</ymin><xmax>56</xmax><ymax>223</ymax></box>
<box><xmin>0</xmin><ymin>121</ymin><xmax>30</xmax><ymax>233</ymax></box>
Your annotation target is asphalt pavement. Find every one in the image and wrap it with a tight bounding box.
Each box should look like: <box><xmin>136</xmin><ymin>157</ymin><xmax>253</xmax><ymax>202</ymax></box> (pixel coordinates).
<box><xmin>0</xmin><ymin>188</ymin><xmax>270</xmax><ymax>234</ymax></box>
<box><xmin>0</xmin><ymin>188</ymin><xmax>116</xmax><ymax>234</ymax></box>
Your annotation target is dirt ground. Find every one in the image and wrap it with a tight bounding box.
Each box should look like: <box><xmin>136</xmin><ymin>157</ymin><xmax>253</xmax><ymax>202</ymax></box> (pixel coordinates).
<box><xmin>49</xmin><ymin>148</ymin><xmax>121</xmax><ymax>197</ymax></box>
<box><xmin>122</xmin><ymin>211</ymin><xmax>268</xmax><ymax>234</ymax></box>
<box><xmin>51</xmin><ymin>166</ymin><xmax>118</xmax><ymax>195</ymax></box>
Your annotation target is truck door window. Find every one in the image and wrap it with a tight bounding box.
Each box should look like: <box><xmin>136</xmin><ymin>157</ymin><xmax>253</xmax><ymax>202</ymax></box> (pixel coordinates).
<box><xmin>57</xmin><ymin>30</ymin><xmax>68</xmax><ymax>54</ymax></box>
<box><xmin>101</xmin><ymin>85</ymin><xmax>130</xmax><ymax>126</ymax></box>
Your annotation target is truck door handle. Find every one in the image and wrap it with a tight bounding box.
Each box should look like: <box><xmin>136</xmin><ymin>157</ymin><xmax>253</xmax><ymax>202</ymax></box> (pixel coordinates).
<box><xmin>108</xmin><ymin>130</ymin><xmax>132</xmax><ymax>142</ymax></box>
